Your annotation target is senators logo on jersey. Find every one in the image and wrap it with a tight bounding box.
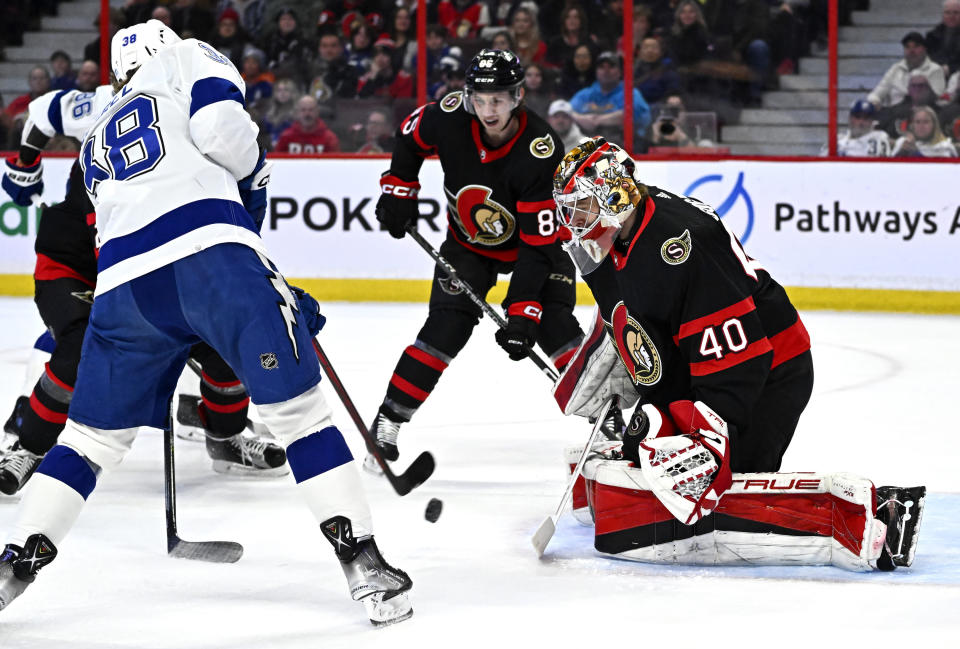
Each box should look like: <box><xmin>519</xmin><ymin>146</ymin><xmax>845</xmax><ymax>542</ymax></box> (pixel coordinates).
<box><xmin>447</xmin><ymin>184</ymin><xmax>516</xmax><ymax>246</ymax></box>
<box><xmin>611</xmin><ymin>302</ymin><xmax>661</xmax><ymax>386</ymax></box>
<box><xmin>661</xmin><ymin>229</ymin><xmax>692</xmax><ymax>265</ymax></box>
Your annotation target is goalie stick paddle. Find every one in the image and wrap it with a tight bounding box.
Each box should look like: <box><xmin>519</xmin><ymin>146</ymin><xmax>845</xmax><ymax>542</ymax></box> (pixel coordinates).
<box><xmin>531</xmin><ymin>398</ymin><xmax>614</xmax><ymax>558</ymax></box>
<box><xmin>311</xmin><ymin>339</ymin><xmax>435</xmax><ymax>496</ymax></box>
<box><xmin>164</xmin><ymin>406</ymin><xmax>244</xmax><ymax>563</ymax></box>
<box><xmin>404</xmin><ymin>225</ymin><xmax>559</xmax><ymax>382</ymax></box>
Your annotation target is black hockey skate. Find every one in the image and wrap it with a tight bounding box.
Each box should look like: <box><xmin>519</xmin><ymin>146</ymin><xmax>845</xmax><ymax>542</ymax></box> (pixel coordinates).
<box><xmin>875</xmin><ymin>485</ymin><xmax>926</xmax><ymax>571</ymax></box>
<box><xmin>205</xmin><ymin>432</ymin><xmax>288</xmax><ymax>477</ymax></box>
<box><xmin>3</xmin><ymin>396</ymin><xmax>28</xmax><ymax>438</ymax></box>
<box><xmin>0</xmin><ymin>443</ymin><xmax>43</xmax><ymax>496</ymax></box>
<box><xmin>363</xmin><ymin>411</ymin><xmax>403</xmax><ymax>475</ymax></box>
<box><xmin>321</xmin><ymin>516</ymin><xmax>413</xmax><ymax>627</ymax></box>
<box><xmin>0</xmin><ymin>533</ymin><xmax>57</xmax><ymax>611</ymax></box>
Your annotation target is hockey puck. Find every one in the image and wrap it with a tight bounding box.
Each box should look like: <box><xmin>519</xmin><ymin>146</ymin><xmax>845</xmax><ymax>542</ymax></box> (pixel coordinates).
<box><xmin>424</xmin><ymin>498</ymin><xmax>443</xmax><ymax>523</ymax></box>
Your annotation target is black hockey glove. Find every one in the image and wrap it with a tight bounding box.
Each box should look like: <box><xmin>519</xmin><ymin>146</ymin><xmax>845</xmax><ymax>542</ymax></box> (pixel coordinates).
<box><xmin>289</xmin><ymin>284</ymin><xmax>326</xmax><ymax>337</ymax></box>
<box><xmin>376</xmin><ymin>172</ymin><xmax>421</xmax><ymax>239</ymax></box>
<box><xmin>495</xmin><ymin>315</ymin><xmax>539</xmax><ymax>361</ymax></box>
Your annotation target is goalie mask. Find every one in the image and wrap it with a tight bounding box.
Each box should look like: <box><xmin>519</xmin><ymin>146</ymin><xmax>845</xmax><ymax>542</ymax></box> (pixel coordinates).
<box><xmin>463</xmin><ymin>49</ymin><xmax>524</xmax><ymax>117</ymax></box>
<box><xmin>552</xmin><ymin>137</ymin><xmax>644</xmax><ymax>274</ymax></box>
<box><xmin>111</xmin><ymin>19</ymin><xmax>182</xmax><ymax>88</ymax></box>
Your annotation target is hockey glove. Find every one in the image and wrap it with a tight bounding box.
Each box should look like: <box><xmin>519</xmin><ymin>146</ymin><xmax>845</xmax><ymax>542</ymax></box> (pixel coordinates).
<box><xmin>495</xmin><ymin>302</ymin><xmax>542</xmax><ymax>361</ymax></box>
<box><xmin>376</xmin><ymin>172</ymin><xmax>420</xmax><ymax>239</ymax></box>
<box><xmin>2</xmin><ymin>155</ymin><xmax>43</xmax><ymax>207</ymax></box>
<box><xmin>289</xmin><ymin>285</ymin><xmax>326</xmax><ymax>337</ymax></box>
<box><xmin>237</xmin><ymin>149</ymin><xmax>273</xmax><ymax>230</ymax></box>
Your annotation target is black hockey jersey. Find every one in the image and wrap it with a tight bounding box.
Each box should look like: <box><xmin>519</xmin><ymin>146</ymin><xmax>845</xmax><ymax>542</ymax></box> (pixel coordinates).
<box><xmin>34</xmin><ymin>160</ymin><xmax>98</xmax><ymax>286</ymax></box>
<box><xmin>584</xmin><ymin>186</ymin><xmax>811</xmax><ymax>431</ymax></box>
<box><xmin>390</xmin><ymin>91</ymin><xmax>568</xmax><ymax>305</ymax></box>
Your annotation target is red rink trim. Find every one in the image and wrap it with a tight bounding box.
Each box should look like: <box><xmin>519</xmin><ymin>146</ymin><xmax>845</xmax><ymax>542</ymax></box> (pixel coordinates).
<box><xmin>34</xmin><ymin>254</ymin><xmax>96</xmax><ymax>287</ymax></box>
<box><xmin>29</xmin><ymin>393</ymin><xmax>68</xmax><ymax>424</ymax></box>
<box><xmin>447</xmin><ymin>224</ymin><xmax>519</xmax><ymax>261</ymax></box>
<box><xmin>688</xmin><ymin>338</ymin><xmax>773</xmax><ymax>376</ymax></box>
<box><xmin>44</xmin><ymin>364</ymin><xmax>74</xmax><ymax>392</ymax></box>
<box><xmin>405</xmin><ymin>345</ymin><xmax>448</xmax><ymax>372</ymax></box>
<box><xmin>201</xmin><ymin>371</ymin><xmax>243</xmax><ymax>390</ymax></box>
<box><xmin>770</xmin><ymin>315</ymin><xmax>811</xmax><ymax>369</ymax></box>
<box><xmin>390</xmin><ymin>374</ymin><xmax>429</xmax><ymax>402</ymax></box>
<box><xmin>202</xmin><ymin>396</ymin><xmax>250</xmax><ymax>414</ymax></box>
<box><xmin>676</xmin><ymin>297</ymin><xmax>757</xmax><ymax>340</ymax></box>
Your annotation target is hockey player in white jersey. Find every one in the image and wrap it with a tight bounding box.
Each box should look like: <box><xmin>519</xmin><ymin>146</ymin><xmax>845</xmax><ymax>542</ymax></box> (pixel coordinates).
<box><xmin>0</xmin><ymin>20</ymin><xmax>413</xmax><ymax>626</ymax></box>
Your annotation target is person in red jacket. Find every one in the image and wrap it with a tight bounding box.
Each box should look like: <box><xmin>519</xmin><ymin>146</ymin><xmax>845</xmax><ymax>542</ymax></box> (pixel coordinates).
<box><xmin>274</xmin><ymin>95</ymin><xmax>340</xmax><ymax>153</ymax></box>
<box><xmin>437</xmin><ymin>1</ymin><xmax>490</xmax><ymax>38</ymax></box>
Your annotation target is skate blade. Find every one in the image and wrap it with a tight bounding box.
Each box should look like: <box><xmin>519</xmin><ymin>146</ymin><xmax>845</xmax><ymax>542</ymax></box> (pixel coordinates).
<box><xmin>364</xmin><ymin>592</ymin><xmax>413</xmax><ymax>628</ymax></box>
<box><xmin>175</xmin><ymin>425</ymin><xmax>206</xmax><ymax>443</ymax></box>
<box><xmin>211</xmin><ymin>460</ymin><xmax>290</xmax><ymax>477</ymax></box>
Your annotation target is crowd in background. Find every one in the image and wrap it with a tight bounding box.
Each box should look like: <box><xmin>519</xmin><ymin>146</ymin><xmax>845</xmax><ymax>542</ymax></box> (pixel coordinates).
<box><xmin>4</xmin><ymin>0</ymin><xmax>960</xmax><ymax>159</ymax></box>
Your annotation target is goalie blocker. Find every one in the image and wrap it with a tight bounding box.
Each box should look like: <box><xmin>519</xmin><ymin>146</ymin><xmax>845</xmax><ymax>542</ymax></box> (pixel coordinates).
<box><xmin>563</xmin><ymin>446</ymin><xmax>924</xmax><ymax>572</ymax></box>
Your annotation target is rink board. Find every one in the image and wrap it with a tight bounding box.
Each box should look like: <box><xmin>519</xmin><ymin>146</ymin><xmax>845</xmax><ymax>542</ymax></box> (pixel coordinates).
<box><xmin>1</xmin><ymin>157</ymin><xmax>959</xmax><ymax>312</ymax></box>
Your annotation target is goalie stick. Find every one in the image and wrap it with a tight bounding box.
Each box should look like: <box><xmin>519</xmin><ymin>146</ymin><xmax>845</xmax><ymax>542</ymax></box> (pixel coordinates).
<box><xmin>404</xmin><ymin>225</ymin><xmax>559</xmax><ymax>382</ymax></box>
<box><xmin>164</xmin><ymin>400</ymin><xmax>244</xmax><ymax>563</ymax></box>
<box><xmin>311</xmin><ymin>339</ymin><xmax>435</xmax><ymax>496</ymax></box>
<box><xmin>531</xmin><ymin>397</ymin><xmax>614</xmax><ymax>558</ymax></box>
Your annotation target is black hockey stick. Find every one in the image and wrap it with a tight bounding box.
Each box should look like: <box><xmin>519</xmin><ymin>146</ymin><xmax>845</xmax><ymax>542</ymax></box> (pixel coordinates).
<box><xmin>404</xmin><ymin>225</ymin><xmax>559</xmax><ymax>382</ymax></box>
<box><xmin>311</xmin><ymin>339</ymin><xmax>435</xmax><ymax>496</ymax></box>
<box><xmin>164</xmin><ymin>400</ymin><xmax>244</xmax><ymax>563</ymax></box>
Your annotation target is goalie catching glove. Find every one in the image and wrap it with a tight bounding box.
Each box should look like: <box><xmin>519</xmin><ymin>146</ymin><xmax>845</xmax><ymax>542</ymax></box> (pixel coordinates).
<box><xmin>2</xmin><ymin>155</ymin><xmax>43</xmax><ymax>207</ymax></box>
<box><xmin>376</xmin><ymin>172</ymin><xmax>420</xmax><ymax>239</ymax></box>
<box><xmin>624</xmin><ymin>400</ymin><xmax>732</xmax><ymax>526</ymax></box>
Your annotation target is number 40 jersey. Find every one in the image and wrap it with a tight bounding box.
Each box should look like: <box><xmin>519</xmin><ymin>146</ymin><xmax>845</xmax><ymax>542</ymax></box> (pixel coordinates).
<box><xmin>79</xmin><ymin>38</ymin><xmax>266</xmax><ymax>296</ymax></box>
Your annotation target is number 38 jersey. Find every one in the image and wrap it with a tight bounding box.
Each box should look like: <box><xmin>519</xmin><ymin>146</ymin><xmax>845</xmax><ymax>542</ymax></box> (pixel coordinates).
<box><xmin>584</xmin><ymin>187</ymin><xmax>811</xmax><ymax>430</ymax></box>
<box><xmin>391</xmin><ymin>92</ymin><xmax>568</xmax><ymax>305</ymax></box>
<box><xmin>79</xmin><ymin>39</ymin><xmax>264</xmax><ymax>296</ymax></box>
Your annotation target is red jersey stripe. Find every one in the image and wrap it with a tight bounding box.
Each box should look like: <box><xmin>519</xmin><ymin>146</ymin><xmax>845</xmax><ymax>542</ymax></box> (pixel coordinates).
<box><xmin>390</xmin><ymin>374</ymin><xmax>429</xmax><ymax>402</ymax></box>
<box><xmin>34</xmin><ymin>254</ymin><xmax>96</xmax><ymax>287</ymax></box>
<box><xmin>677</xmin><ymin>296</ymin><xmax>757</xmax><ymax>340</ymax></box>
<box><xmin>519</xmin><ymin>230</ymin><xmax>556</xmax><ymax>246</ymax></box>
<box><xmin>688</xmin><ymin>337</ymin><xmax>773</xmax><ymax>376</ymax></box>
<box><xmin>770</xmin><ymin>316</ymin><xmax>811</xmax><ymax>369</ymax></box>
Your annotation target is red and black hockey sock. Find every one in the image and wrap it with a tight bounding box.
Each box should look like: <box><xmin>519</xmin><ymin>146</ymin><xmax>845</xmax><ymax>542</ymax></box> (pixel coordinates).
<box><xmin>199</xmin><ymin>370</ymin><xmax>250</xmax><ymax>441</ymax></box>
<box><xmin>19</xmin><ymin>363</ymin><xmax>73</xmax><ymax>455</ymax></box>
<box><xmin>382</xmin><ymin>341</ymin><xmax>454</xmax><ymax>422</ymax></box>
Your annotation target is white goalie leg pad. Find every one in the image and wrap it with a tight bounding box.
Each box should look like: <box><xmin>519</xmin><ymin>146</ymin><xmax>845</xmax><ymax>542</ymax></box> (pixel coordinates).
<box><xmin>255</xmin><ymin>382</ymin><xmax>335</xmax><ymax>447</ymax></box>
<box><xmin>8</xmin><ymin>473</ymin><xmax>87</xmax><ymax>547</ymax></box>
<box><xmin>57</xmin><ymin>420</ymin><xmax>139</xmax><ymax>472</ymax></box>
<box><xmin>553</xmin><ymin>307</ymin><xmax>639</xmax><ymax>419</ymax></box>
<box><xmin>591</xmin><ymin>463</ymin><xmax>886</xmax><ymax>571</ymax></box>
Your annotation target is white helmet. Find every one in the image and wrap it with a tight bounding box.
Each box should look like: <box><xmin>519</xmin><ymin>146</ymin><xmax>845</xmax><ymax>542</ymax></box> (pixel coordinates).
<box><xmin>111</xmin><ymin>19</ymin><xmax>181</xmax><ymax>86</ymax></box>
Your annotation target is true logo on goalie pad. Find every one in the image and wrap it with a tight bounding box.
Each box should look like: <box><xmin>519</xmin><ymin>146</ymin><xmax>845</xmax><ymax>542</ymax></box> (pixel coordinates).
<box><xmin>611</xmin><ymin>302</ymin><xmax>661</xmax><ymax>386</ymax></box>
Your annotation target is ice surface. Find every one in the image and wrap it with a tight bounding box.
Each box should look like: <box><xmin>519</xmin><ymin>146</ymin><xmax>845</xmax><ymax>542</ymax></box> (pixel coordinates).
<box><xmin>0</xmin><ymin>299</ymin><xmax>957</xmax><ymax>648</ymax></box>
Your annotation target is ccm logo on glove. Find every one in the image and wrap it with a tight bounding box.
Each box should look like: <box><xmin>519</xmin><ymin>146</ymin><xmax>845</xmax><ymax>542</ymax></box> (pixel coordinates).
<box><xmin>380</xmin><ymin>174</ymin><xmax>420</xmax><ymax>198</ymax></box>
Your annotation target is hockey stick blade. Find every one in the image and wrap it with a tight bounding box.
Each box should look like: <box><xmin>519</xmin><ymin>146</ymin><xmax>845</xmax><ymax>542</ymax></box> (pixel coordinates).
<box><xmin>385</xmin><ymin>451</ymin><xmax>436</xmax><ymax>496</ymax></box>
<box><xmin>531</xmin><ymin>516</ymin><xmax>556</xmax><ymax>558</ymax></box>
<box><xmin>168</xmin><ymin>538</ymin><xmax>244</xmax><ymax>563</ymax></box>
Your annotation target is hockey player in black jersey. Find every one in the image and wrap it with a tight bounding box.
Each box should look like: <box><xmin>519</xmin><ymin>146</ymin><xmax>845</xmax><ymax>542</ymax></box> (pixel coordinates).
<box><xmin>370</xmin><ymin>49</ymin><xmax>590</xmax><ymax>463</ymax></box>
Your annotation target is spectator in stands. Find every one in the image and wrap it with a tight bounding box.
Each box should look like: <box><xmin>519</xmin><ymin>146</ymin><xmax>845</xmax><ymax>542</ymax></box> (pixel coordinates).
<box><xmin>547</xmin><ymin>98</ymin><xmax>584</xmax><ymax>152</ymax></box>
<box><xmin>570</xmin><ymin>51</ymin><xmax>651</xmax><ymax>141</ymax></box>
<box><xmin>412</xmin><ymin>24</ymin><xmax>455</xmax><ymax>88</ymax></box>
<box><xmin>509</xmin><ymin>4</ymin><xmax>547</xmax><ymax>66</ymax></box>
<box><xmin>926</xmin><ymin>0</ymin><xmax>960</xmax><ymax>77</ymax></box>
<box><xmin>703</xmin><ymin>0</ymin><xmax>771</xmax><ymax>105</ymax></box>
<box><xmin>558</xmin><ymin>44</ymin><xmax>597</xmax><ymax>98</ymax></box>
<box><xmin>437</xmin><ymin>0</ymin><xmax>490</xmax><ymax>39</ymax></box>
<box><xmin>275</xmin><ymin>95</ymin><xmax>340</xmax><ymax>153</ymax></box>
<box><xmin>260</xmin><ymin>7</ymin><xmax>312</xmax><ymax>85</ymax></box>
<box><xmin>592</xmin><ymin>0</ymin><xmax>626</xmax><ymax>51</ymax></box>
<box><xmin>645</xmin><ymin>91</ymin><xmax>713</xmax><ymax>149</ymax></box>
<box><xmin>667</xmin><ymin>0</ymin><xmax>711</xmax><ymax>67</ymax></box>
<box><xmin>877</xmin><ymin>74</ymin><xmax>939</xmax><ymax>137</ymax></box>
<box><xmin>634</xmin><ymin>36</ymin><xmax>681</xmax><ymax>105</ymax></box>
<box><xmin>124</xmin><ymin>0</ymin><xmax>157</xmax><ymax>27</ymax></box>
<box><xmin>75</xmin><ymin>61</ymin><xmax>100</xmax><ymax>93</ymax></box>
<box><xmin>84</xmin><ymin>8</ymin><xmax>125</xmax><ymax>66</ymax></box>
<box><xmin>868</xmin><ymin>32</ymin><xmax>946</xmax><ymax>108</ymax></box>
<box><xmin>170</xmin><ymin>0</ymin><xmax>214</xmax><ymax>40</ymax></box>
<box><xmin>430</xmin><ymin>54</ymin><xmax>466</xmax><ymax>99</ymax></box>
<box><xmin>820</xmin><ymin>99</ymin><xmax>892</xmax><ymax>157</ymax></box>
<box><xmin>387</xmin><ymin>6</ymin><xmax>418</xmax><ymax>72</ymax></box>
<box><xmin>355</xmin><ymin>107</ymin><xmax>395</xmax><ymax>153</ymax></box>
<box><xmin>241</xmin><ymin>46</ymin><xmax>274</xmax><ymax>112</ymax></box>
<box><xmin>346</xmin><ymin>22</ymin><xmax>377</xmax><ymax>74</ymax></box>
<box><xmin>151</xmin><ymin>5</ymin><xmax>172</xmax><ymax>27</ymax></box>
<box><xmin>210</xmin><ymin>8</ymin><xmax>251</xmax><ymax>68</ymax></box>
<box><xmin>485</xmin><ymin>0</ymin><xmax>520</xmax><ymax>33</ymax></box>
<box><xmin>216</xmin><ymin>0</ymin><xmax>267</xmax><ymax>39</ymax></box>
<box><xmin>523</xmin><ymin>62</ymin><xmax>554</xmax><ymax>116</ymax></box>
<box><xmin>308</xmin><ymin>29</ymin><xmax>360</xmax><ymax>114</ymax></box>
<box><xmin>489</xmin><ymin>29</ymin><xmax>515</xmax><ymax>52</ymax></box>
<box><xmin>619</xmin><ymin>5</ymin><xmax>654</xmax><ymax>62</ymax></box>
<box><xmin>49</xmin><ymin>51</ymin><xmax>76</xmax><ymax>91</ymax></box>
<box><xmin>546</xmin><ymin>5</ymin><xmax>598</xmax><ymax>69</ymax></box>
<box><xmin>262</xmin><ymin>77</ymin><xmax>300</xmax><ymax>148</ymax></box>
<box><xmin>891</xmin><ymin>105</ymin><xmax>958</xmax><ymax>157</ymax></box>
<box><xmin>4</xmin><ymin>66</ymin><xmax>50</xmax><ymax>125</ymax></box>
<box><xmin>357</xmin><ymin>38</ymin><xmax>415</xmax><ymax>99</ymax></box>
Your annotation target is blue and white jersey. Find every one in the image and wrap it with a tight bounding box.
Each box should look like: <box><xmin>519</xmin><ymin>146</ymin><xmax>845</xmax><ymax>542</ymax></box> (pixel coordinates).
<box><xmin>79</xmin><ymin>39</ymin><xmax>265</xmax><ymax>296</ymax></box>
<box><xmin>23</xmin><ymin>85</ymin><xmax>114</xmax><ymax>142</ymax></box>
